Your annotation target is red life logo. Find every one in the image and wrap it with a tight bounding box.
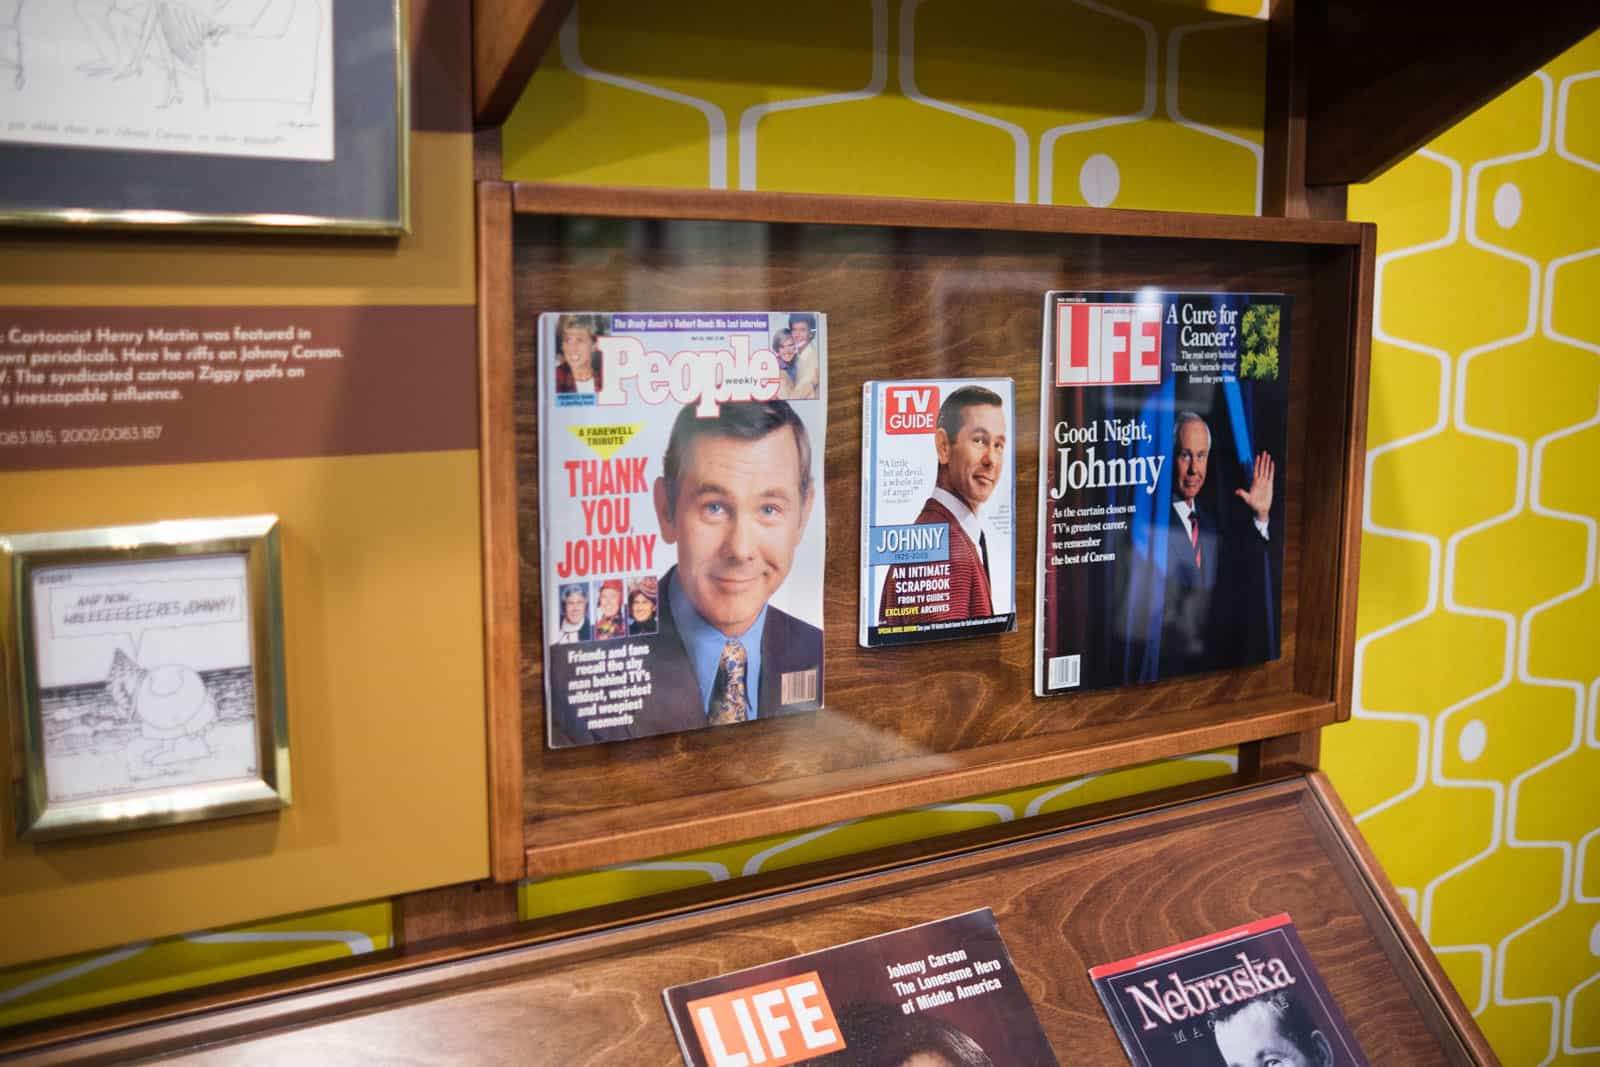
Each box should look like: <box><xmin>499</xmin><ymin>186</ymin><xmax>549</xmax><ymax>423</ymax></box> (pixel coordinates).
<box><xmin>1056</xmin><ymin>302</ymin><xmax>1162</xmax><ymax>386</ymax></box>
<box><xmin>884</xmin><ymin>385</ymin><xmax>938</xmax><ymax>434</ymax></box>
<box><xmin>687</xmin><ymin>971</ymin><xmax>845</xmax><ymax>1066</ymax></box>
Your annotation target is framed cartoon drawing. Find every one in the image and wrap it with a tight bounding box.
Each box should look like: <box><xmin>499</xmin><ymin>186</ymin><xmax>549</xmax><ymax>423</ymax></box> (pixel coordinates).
<box><xmin>3</xmin><ymin>515</ymin><xmax>289</xmax><ymax>840</ymax></box>
<box><xmin>0</xmin><ymin>1</ymin><xmax>407</xmax><ymax>233</ymax></box>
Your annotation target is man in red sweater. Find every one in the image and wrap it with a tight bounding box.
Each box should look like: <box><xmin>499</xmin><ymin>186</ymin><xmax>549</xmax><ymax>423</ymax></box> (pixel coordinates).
<box><xmin>879</xmin><ymin>385</ymin><xmax>1007</xmax><ymax>624</ymax></box>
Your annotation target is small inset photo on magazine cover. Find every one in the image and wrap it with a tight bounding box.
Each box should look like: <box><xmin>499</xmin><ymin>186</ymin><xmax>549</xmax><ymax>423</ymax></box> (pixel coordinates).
<box><xmin>537</xmin><ymin>312</ymin><xmax>827</xmax><ymax>749</ymax></box>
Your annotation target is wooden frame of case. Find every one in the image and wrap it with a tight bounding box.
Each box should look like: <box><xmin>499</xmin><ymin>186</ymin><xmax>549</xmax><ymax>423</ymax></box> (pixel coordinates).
<box><xmin>0</xmin><ymin>773</ymin><xmax>1492</xmax><ymax>1063</ymax></box>
<box><xmin>477</xmin><ymin>181</ymin><xmax>1376</xmax><ymax>882</ymax></box>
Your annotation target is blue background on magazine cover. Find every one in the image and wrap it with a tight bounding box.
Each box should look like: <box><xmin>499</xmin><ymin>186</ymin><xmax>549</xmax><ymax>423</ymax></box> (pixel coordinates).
<box><xmin>1098</xmin><ymin>293</ymin><xmax>1279</xmax><ymax>684</ymax></box>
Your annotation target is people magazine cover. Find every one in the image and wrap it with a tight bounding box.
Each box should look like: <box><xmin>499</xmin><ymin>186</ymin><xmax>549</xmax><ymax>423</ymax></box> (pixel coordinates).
<box><xmin>537</xmin><ymin>311</ymin><xmax>826</xmax><ymax>748</ymax></box>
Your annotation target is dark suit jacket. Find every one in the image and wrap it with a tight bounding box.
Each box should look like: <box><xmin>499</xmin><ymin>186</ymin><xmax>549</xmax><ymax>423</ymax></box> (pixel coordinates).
<box><xmin>1159</xmin><ymin>500</ymin><xmax>1273</xmax><ymax>676</ymax></box>
<box><xmin>548</xmin><ymin>567</ymin><xmax>822</xmax><ymax>747</ymax></box>
<box><xmin>1160</xmin><ymin>503</ymin><xmax>1221</xmax><ymax>673</ymax></box>
<box><xmin>878</xmin><ymin>498</ymin><xmax>994</xmax><ymax>623</ymax></box>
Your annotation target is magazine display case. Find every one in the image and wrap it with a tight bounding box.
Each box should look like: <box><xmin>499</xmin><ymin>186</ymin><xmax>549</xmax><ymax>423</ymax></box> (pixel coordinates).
<box><xmin>8</xmin><ymin>775</ymin><xmax>1489</xmax><ymax>1063</ymax></box>
<box><xmin>477</xmin><ymin>181</ymin><xmax>1375</xmax><ymax>882</ymax></box>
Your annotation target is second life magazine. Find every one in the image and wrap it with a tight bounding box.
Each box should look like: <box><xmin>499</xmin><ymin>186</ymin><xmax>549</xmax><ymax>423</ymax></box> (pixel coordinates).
<box><xmin>537</xmin><ymin>311</ymin><xmax>827</xmax><ymax>749</ymax></box>
<box><xmin>859</xmin><ymin>378</ymin><xmax>1017</xmax><ymax>647</ymax></box>
<box><xmin>1034</xmin><ymin>290</ymin><xmax>1291</xmax><ymax>697</ymax></box>
<box><xmin>1089</xmin><ymin>914</ymin><xmax>1368</xmax><ymax>1066</ymax></box>
<box><xmin>663</xmin><ymin>908</ymin><xmax>1058</xmax><ymax>1067</ymax></box>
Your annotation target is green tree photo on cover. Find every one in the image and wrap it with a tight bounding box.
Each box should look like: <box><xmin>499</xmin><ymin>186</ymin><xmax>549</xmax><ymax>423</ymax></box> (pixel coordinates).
<box><xmin>1240</xmin><ymin>305</ymin><xmax>1280</xmax><ymax>380</ymax></box>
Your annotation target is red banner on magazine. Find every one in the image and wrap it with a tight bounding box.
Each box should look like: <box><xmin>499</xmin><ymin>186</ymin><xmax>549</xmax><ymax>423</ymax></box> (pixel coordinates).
<box><xmin>1089</xmin><ymin>914</ymin><xmax>1368</xmax><ymax>1066</ymax></box>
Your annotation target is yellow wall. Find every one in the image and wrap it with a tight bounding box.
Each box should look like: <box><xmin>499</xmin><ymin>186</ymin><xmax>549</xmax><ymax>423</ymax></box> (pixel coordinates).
<box><xmin>1331</xmin><ymin>38</ymin><xmax>1600</xmax><ymax>1060</ymax></box>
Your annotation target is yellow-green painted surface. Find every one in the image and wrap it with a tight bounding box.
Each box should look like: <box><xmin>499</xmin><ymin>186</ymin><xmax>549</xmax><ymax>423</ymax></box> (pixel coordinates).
<box><xmin>522</xmin><ymin>753</ymin><xmax>1238</xmax><ymax>918</ymax></box>
<box><xmin>0</xmin><ymin>902</ymin><xmax>392</xmax><ymax>1030</ymax></box>
<box><xmin>1329</xmin><ymin>34</ymin><xmax>1600</xmax><ymax>1063</ymax></box>
<box><xmin>503</xmin><ymin>0</ymin><xmax>1268</xmax><ymax>213</ymax></box>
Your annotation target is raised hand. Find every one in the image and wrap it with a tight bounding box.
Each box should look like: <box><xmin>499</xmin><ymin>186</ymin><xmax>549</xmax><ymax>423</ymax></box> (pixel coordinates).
<box><xmin>1234</xmin><ymin>451</ymin><xmax>1274</xmax><ymax>525</ymax></box>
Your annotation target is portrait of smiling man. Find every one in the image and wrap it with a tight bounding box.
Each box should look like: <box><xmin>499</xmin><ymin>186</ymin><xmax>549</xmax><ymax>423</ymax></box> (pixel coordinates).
<box><xmin>552</xmin><ymin>398</ymin><xmax>824</xmax><ymax>745</ymax></box>
<box><xmin>654</xmin><ymin>397</ymin><xmax>822</xmax><ymax>729</ymax></box>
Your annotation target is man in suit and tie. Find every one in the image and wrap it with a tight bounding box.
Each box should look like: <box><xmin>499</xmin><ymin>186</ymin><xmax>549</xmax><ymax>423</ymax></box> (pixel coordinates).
<box><xmin>548</xmin><ymin>399</ymin><xmax>823</xmax><ymax>747</ymax></box>
<box><xmin>1163</xmin><ymin>410</ymin><xmax>1275</xmax><ymax>674</ymax></box>
<box><xmin>879</xmin><ymin>385</ymin><xmax>1007</xmax><ymax>625</ymax></box>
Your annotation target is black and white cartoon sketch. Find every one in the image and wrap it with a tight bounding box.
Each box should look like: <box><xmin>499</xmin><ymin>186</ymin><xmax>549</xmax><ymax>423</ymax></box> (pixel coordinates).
<box><xmin>0</xmin><ymin>0</ymin><xmax>332</xmax><ymax>160</ymax></box>
<box><xmin>74</xmin><ymin>0</ymin><xmax>145</xmax><ymax>78</ymax></box>
<box><xmin>106</xmin><ymin>648</ymin><xmax>220</xmax><ymax>764</ymax></box>
<box><xmin>110</xmin><ymin>0</ymin><xmax>324</xmax><ymax>111</ymax></box>
<box><xmin>32</xmin><ymin>554</ymin><xmax>262</xmax><ymax>805</ymax></box>
<box><xmin>0</xmin><ymin>0</ymin><xmax>25</xmax><ymax>89</ymax></box>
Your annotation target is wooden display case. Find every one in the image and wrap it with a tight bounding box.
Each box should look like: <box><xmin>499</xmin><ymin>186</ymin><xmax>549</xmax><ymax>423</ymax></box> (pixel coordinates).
<box><xmin>7</xmin><ymin>774</ymin><xmax>1490</xmax><ymax>1063</ymax></box>
<box><xmin>477</xmin><ymin>181</ymin><xmax>1375</xmax><ymax>881</ymax></box>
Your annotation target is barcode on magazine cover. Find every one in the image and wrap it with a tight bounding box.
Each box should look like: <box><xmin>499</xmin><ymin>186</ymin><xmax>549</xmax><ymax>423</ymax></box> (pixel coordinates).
<box><xmin>781</xmin><ymin>669</ymin><xmax>819</xmax><ymax>706</ymax></box>
<box><xmin>1048</xmin><ymin>654</ymin><xmax>1081</xmax><ymax>690</ymax></box>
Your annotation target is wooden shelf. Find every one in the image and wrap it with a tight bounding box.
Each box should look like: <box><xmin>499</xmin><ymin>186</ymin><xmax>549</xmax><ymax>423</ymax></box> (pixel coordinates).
<box><xmin>510</xmin><ymin>182</ymin><xmax>1369</xmax><ymax>244</ymax></box>
<box><xmin>5</xmin><ymin>774</ymin><xmax>1492</xmax><ymax>1063</ymax></box>
<box><xmin>477</xmin><ymin>181</ymin><xmax>1376</xmax><ymax>881</ymax></box>
<box><xmin>522</xmin><ymin>692</ymin><xmax>1334</xmax><ymax>875</ymax></box>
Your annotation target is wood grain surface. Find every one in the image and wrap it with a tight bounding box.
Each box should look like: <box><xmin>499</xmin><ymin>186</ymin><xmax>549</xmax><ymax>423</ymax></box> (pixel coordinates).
<box><xmin>512</xmin><ymin>182</ymin><xmax>1368</xmax><ymax>245</ymax></box>
<box><xmin>1304</xmin><ymin>0</ymin><xmax>1600</xmax><ymax>186</ymax></box>
<box><xmin>30</xmin><ymin>779</ymin><xmax>1478</xmax><ymax>1064</ymax></box>
<box><xmin>477</xmin><ymin>183</ymin><xmax>526</xmax><ymax>882</ymax></box>
<box><xmin>472</xmin><ymin>0</ymin><xmax>575</xmax><ymax>127</ymax></box>
<box><xmin>491</xmin><ymin>194</ymin><xmax>1371</xmax><ymax>875</ymax></box>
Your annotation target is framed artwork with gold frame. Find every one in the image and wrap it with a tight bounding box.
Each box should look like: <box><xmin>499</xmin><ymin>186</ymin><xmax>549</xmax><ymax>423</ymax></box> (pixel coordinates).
<box><xmin>0</xmin><ymin>1</ymin><xmax>407</xmax><ymax>234</ymax></box>
<box><xmin>3</xmin><ymin>515</ymin><xmax>289</xmax><ymax>840</ymax></box>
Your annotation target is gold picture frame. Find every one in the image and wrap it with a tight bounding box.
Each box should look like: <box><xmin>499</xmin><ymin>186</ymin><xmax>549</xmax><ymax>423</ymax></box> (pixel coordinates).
<box><xmin>0</xmin><ymin>1</ymin><xmax>409</xmax><ymax>235</ymax></box>
<box><xmin>3</xmin><ymin>515</ymin><xmax>289</xmax><ymax>840</ymax></box>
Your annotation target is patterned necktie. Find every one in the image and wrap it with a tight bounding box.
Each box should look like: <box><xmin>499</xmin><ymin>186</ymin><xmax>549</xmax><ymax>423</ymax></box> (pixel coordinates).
<box><xmin>708</xmin><ymin>639</ymin><xmax>749</xmax><ymax>725</ymax></box>
<box><xmin>979</xmin><ymin>530</ymin><xmax>991</xmax><ymax>584</ymax></box>
<box><xmin>1187</xmin><ymin>510</ymin><xmax>1202</xmax><ymax>569</ymax></box>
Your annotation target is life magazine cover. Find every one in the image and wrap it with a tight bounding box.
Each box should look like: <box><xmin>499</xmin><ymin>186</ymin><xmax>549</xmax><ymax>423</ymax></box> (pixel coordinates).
<box><xmin>538</xmin><ymin>312</ymin><xmax>826</xmax><ymax>749</ymax></box>
<box><xmin>860</xmin><ymin>379</ymin><xmax>1016</xmax><ymax>647</ymax></box>
<box><xmin>1089</xmin><ymin>914</ymin><xmax>1367</xmax><ymax>1066</ymax></box>
<box><xmin>1034</xmin><ymin>291</ymin><xmax>1290</xmax><ymax>697</ymax></box>
<box><xmin>664</xmin><ymin>908</ymin><xmax>1058</xmax><ymax>1067</ymax></box>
